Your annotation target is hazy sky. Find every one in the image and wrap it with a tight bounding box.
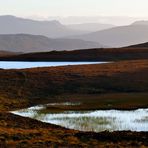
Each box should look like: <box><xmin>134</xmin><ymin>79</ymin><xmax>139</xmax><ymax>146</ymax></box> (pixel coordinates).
<box><xmin>0</xmin><ymin>0</ymin><xmax>148</xmax><ymax>18</ymax></box>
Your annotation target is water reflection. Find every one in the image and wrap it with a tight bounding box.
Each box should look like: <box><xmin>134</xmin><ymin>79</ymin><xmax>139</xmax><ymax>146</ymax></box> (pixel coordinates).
<box><xmin>11</xmin><ymin>104</ymin><xmax>148</xmax><ymax>132</ymax></box>
<box><xmin>0</xmin><ymin>61</ymin><xmax>107</xmax><ymax>69</ymax></box>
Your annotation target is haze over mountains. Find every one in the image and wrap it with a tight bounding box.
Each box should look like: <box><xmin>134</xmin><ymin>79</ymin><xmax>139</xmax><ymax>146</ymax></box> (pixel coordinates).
<box><xmin>0</xmin><ymin>34</ymin><xmax>101</xmax><ymax>52</ymax></box>
<box><xmin>0</xmin><ymin>15</ymin><xmax>148</xmax><ymax>52</ymax></box>
<box><xmin>0</xmin><ymin>15</ymin><xmax>116</xmax><ymax>36</ymax></box>
<box><xmin>68</xmin><ymin>21</ymin><xmax>148</xmax><ymax>47</ymax></box>
<box><xmin>48</xmin><ymin>16</ymin><xmax>145</xmax><ymax>26</ymax></box>
<box><xmin>0</xmin><ymin>15</ymin><xmax>88</xmax><ymax>38</ymax></box>
<box><xmin>67</xmin><ymin>23</ymin><xmax>115</xmax><ymax>32</ymax></box>
<box><xmin>132</xmin><ymin>21</ymin><xmax>148</xmax><ymax>26</ymax></box>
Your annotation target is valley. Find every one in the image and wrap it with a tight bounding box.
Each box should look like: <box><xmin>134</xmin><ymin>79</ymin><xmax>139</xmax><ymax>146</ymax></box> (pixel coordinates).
<box><xmin>0</xmin><ymin>14</ymin><xmax>148</xmax><ymax>147</ymax></box>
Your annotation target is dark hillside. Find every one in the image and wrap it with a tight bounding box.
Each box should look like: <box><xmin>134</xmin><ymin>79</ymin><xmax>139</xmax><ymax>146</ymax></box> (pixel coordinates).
<box><xmin>0</xmin><ymin>48</ymin><xmax>148</xmax><ymax>61</ymax></box>
<box><xmin>0</xmin><ymin>60</ymin><xmax>147</xmax><ymax>100</ymax></box>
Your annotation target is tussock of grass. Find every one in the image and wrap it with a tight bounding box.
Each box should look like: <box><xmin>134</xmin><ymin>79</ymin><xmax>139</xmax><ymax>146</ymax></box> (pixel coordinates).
<box><xmin>0</xmin><ymin>60</ymin><xmax>148</xmax><ymax>147</ymax></box>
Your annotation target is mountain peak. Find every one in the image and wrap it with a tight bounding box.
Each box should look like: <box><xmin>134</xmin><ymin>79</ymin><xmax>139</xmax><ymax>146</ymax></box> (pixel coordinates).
<box><xmin>0</xmin><ymin>15</ymin><xmax>87</xmax><ymax>38</ymax></box>
<box><xmin>0</xmin><ymin>15</ymin><xmax>61</xmax><ymax>24</ymax></box>
<box><xmin>0</xmin><ymin>15</ymin><xmax>18</xmax><ymax>20</ymax></box>
<box><xmin>131</xmin><ymin>20</ymin><xmax>148</xmax><ymax>25</ymax></box>
<box><xmin>0</xmin><ymin>15</ymin><xmax>16</xmax><ymax>18</ymax></box>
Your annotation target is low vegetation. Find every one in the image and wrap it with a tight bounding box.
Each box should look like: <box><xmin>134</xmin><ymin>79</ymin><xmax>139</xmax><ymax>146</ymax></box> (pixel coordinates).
<box><xmin>0</xmin><ymin>59</ymin><xmax>148</xmax><ymax>147</ymax></box>
<box><xmin>0</xmin><ymin>60</ymin><xmax>147</xmax><ymax>99</ymax></box>
<box><xmin>0</xmin><ymin>47</ymin><xmax>148</xmax><ymax>61</ymax></box>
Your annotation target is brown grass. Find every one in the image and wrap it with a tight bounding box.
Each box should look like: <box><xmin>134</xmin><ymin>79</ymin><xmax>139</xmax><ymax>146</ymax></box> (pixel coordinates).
<box><xmin>0</xmin><ymin>60</ymin><xmax>148</xmax><ymax>147</ymax></box>
<box><xmin>0</xmin><ymin>112</ymin><xmax>148</xmax><ymax>147</ymax></box>
<box><xmin>0</xmin><ymin>60</ymin><xmax>147</xmax><ymax>100</ymax></box>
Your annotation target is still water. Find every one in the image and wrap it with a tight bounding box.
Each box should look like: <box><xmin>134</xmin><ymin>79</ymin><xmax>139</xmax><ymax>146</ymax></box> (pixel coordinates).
<box><xmin>0</xmin><ymin>61</ymin><xmax>107</xmax><ymax>69</ymax></box>
<box><xmin>11</xmin><ymin>103</ymin><xmax>148</xmax><ymax>132</ymax></box>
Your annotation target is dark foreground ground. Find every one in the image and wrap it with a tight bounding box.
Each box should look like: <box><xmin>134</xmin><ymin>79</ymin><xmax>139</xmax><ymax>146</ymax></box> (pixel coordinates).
<box><xmin>0</xmin><ymin>60</ymin><xmax>148</xmax><ymax>147</ymax></box>
<box><xmin>0</xmin><ymin>112</ymin><xmax>148</xmax><ymax>147</ymax></box>
<box><xmin>0</xmin><ymin>48</ymin><xmax>148</xmax><ymax>61</ymax></box>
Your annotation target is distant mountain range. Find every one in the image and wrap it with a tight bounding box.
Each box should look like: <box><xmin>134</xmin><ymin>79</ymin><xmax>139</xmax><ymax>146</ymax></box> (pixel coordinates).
<box><xmin>1</xmin><ymin>42</ymin><xmax>148</xmax><ymax>61</ymax></box>
<box><xmin>0</xmin><ymin>15</ymin><xmax>89</xmax><ymax>38</ymax></box>
<box><xmin>0</xmin><ymin>15</ymin><xmax>116</xmax><ymax>37</ymax></box>
<box><xmin>126</xmin><ymin>42</ymin><xmax>148</xmax><ymax>48</ymax></box>
<box><xmin>132</xmin><ymin>21</ymin><xmax>148</xmax><ymax>26</ymax></box>
<box><xmin>0</xmin><ymin>34</ymin><xmax>102</xmax><ymax>52</ymax></box>
<box><xmin>68</xmin><ymin>21</ymin><xmax>148</xmax><ymax>47</ymax></box>
<box><xmin>48</xmin><ymin>16</ymin><xmax>141</xmax><ymax>26</ymax></box>
<box><xmin>0</xmin><ymin>15</ymin><xmax>148</xmax><ymax>50</ymax></box>
<box><xmin>67</xmin><ymin>23</ymin><xmax>115</xmax><ymax>32</ymax></box>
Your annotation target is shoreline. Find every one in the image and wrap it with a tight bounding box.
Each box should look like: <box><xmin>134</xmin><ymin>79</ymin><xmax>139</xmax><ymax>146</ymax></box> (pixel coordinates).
<box><xmin>0</xmin><ymin>60</ymin><xmax>148</xmax><ymax>147</ymax></box>
<box><xmin>0</xmin><ymin>111</ymin><xmax>148</xmax><ymax>147</ymax></box>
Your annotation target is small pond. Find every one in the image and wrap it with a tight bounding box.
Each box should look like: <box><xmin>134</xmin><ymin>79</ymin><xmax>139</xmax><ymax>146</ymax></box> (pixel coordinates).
<box><xmin>11</xmin><ymin>103</ymin><xmax>148</xmax><ymax>132</ymax></box>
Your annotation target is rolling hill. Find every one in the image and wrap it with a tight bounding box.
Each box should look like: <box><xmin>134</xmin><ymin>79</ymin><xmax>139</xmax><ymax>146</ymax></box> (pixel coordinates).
<box><xmin>1</xmin><ymin>46</ymin><xmax>148</xmax><ymax>61</ymax></box>
<box><xmin>126</xmin><ymin>42</ymin><xmax>148</xmax><ymax>48</ymax></box>
<box><xmin>132</xmin><ymin>20</ymin><xmax>148</xmax><ymax>25</ymax></box>
<box><xmin>68</xmin><ymin>22</ymin><xmax>148</xmax><ymax>47</ymax></box>
<box><xmin>0</xmin><ymin>50</ymin><xmax>21</xmax><ymax>57</ymax></box>
<box><xmin>0</xmin><ymin>15</ymin><xmax>88</xmax><ymax>38</ymax></box>
<box><xmin>0</xmin><ymin>34</ymin><xmax>101</xmax><ymax>52</ymax></box>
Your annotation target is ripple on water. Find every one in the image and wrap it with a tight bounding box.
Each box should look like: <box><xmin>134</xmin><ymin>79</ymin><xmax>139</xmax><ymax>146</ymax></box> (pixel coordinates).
<box><xmin>11</xmin><ymin>104</ymin><xmax>148</xmax><ymax>132</ymax></box>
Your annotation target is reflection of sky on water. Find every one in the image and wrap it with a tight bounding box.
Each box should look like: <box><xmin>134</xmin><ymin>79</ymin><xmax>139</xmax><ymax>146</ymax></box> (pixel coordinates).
<box><xmin>11</xmin><ymin>104</ymin><xmax>148</xmax><ymax>132</ymax></box>
<box><xmin>0</xmin><ymin>61</ymin><xmax>107</xmax><ymax>69</ymax></box>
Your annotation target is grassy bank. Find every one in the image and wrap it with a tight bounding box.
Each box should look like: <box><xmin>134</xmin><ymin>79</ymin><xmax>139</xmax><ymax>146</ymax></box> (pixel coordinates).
<box><xmin>0</xmin><ymin>60</ymin><xmax>147</xmax><ymax>99</ymax></box>
<box><xmin>0</xmin><ymin>112</ymin><xmax>147</xmax><ymax>147</ymax></box>
<box><xmin>0</xmin><ymin>60</ymin><xmax>148</xmax><ymax>147</ymax></box>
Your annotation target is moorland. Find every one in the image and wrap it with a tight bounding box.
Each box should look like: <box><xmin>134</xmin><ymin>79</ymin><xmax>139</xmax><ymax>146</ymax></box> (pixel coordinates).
<box><xmin>0</xmin><ymin>45</ymin><xmax>148</xmax><ymax>147</ymax></box>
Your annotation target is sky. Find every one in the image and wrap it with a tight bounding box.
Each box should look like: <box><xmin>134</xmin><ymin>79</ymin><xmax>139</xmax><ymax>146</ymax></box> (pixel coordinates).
<box><xmin>0</xmin><ymin>0</ymin><xmax>148</xmax><ymax>24</ymax></box>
